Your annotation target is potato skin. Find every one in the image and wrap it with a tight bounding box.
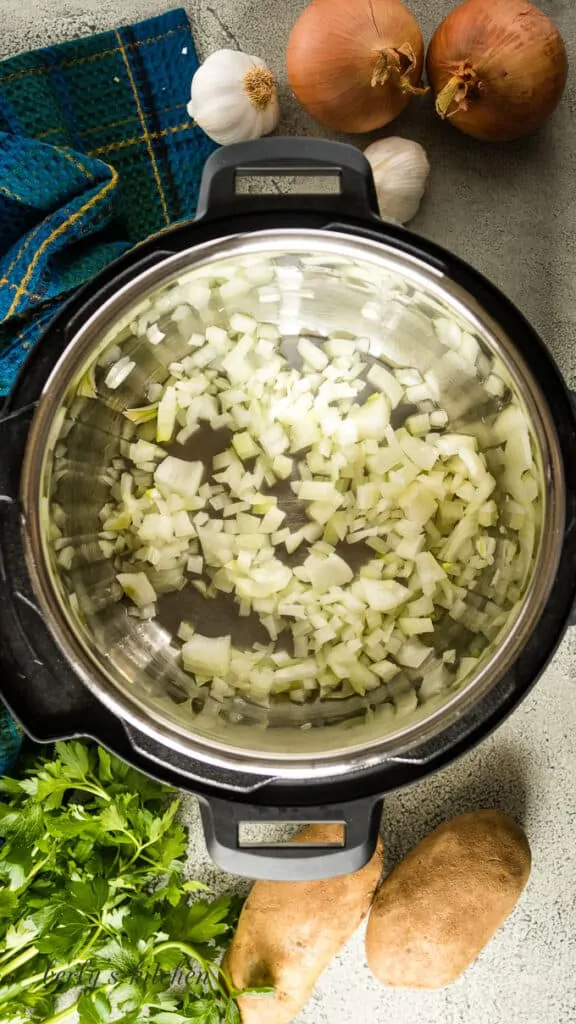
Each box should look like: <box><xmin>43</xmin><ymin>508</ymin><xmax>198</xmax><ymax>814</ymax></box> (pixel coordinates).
<box><xmin>226</xmin><ymin>824</ymin><xmax>384</xmax><ymax>1024</ymax></box>
<box><xmin>365</xmin><ymin>810</ymin><xmax>531</xmax><ymax>990</ymax></box>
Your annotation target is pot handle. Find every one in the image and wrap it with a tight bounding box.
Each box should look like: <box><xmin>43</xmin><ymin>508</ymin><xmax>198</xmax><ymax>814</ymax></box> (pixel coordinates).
<box><xmin>198</xmin><ymin>793</ymin><xmax>383</xmax><ymax>880</ymax></box>
<box><xmin>195</xmin><ymin>137</ymin><xmax>380</xmax><ymax>221</ymax></box>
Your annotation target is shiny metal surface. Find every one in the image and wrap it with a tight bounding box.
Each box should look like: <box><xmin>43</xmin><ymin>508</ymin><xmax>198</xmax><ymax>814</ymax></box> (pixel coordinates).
<box><xmin>20</xmin><ymin>229</ymin><xmax>565</xmax><ymax>778</ymax></box>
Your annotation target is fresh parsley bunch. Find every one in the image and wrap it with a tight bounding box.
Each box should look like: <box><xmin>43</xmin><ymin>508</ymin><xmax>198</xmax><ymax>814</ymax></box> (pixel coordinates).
<box><xmin>0</xmin><ymin>741</ymin><xmax>251</xmax><ymax>1024</ymax></box>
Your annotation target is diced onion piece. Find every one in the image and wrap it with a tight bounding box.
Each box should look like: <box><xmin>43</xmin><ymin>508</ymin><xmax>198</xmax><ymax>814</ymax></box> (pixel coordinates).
<box><xmin>367</xmin><ymin>363</ymin><xmax>404</xmax><ymax>407</ymax></box>
<box><xmin>458</xmin><ymin>332</ymin><xmax>480</xmax><ymax>364</ymax></box>
<box><xmin>414</xmin><ymin>551</ymin><xmax>447</xmax><ymax>593</ymax></box>
<box><xmin>129</xmin><ymin>440</ymin><xmax>165</xmax><ymax>464</ymax></box>
<box><xmin>182</xmin><ymin>634</ymin><xmax>231</xmax><ymax>676</ymax></box>
<box><xmin>230</xmin><ymin>313</ymin><xmax>257</xmax><ymax>335</ymax></box>
<box><xmin>351</xmin><ymin>394</ymin><xmax>390</xmax><ymax>441</ymax></box>
<box><xmin>117</xmin><ymin>572</ymin><xmax>157</xmax><ymax>607</ymax></box>
<box><xmin>105</xmin><ymin>357</ymin><xmax>135</xmax><ymax>390</ymax></box>
<box><xmin>172</xmin><ymin>511</ymin><xmax>196</xmax><ymax>538</ymax></box>
<box><xmin>405</xmin><ymin>413</ymin><xmax>430</xmax><ymax>436</ymax></box>
<box><xmin>297</xmin><ymin>338</ymin><xmax>329</xmax><ymax>371</ymax></box>
<box><xmin>398</xmin><ymin>433</ymin><xmax>438</xmax><ymax>471</ymax></box>
<box><xmin>124</xmin><ymin>404</ymin><xmax>158</xmax><ymax>424</ymax></box>
<box><xmin>221</xmin><ymin>277</ymin><xmax>252</xmax><ymax>301</ymax></box>
<box><xmin>178</xmin><ymin>621</ymin><xmax>196</xmax><ymax>641</ymax></box>
<box><xmin>357</xmin><ymin>579</ymin><xmax>410</xmax><ymax>612</ymax></box>
<box><xmin>147</xmin><ymin>324</ymin><xmax>165</xmax><ymax>346</ymax></box>
<box><xmin>396</xmin><ymin>638</ymin><xmax>431</xmax><ymax>668</ymax></box>
<box><xmin>304</xmin><ymin>553</ymin><xmax>354</xmax><ymax>593</ymax></box>
<box><xmin>272</xmin><ymin>454</ymin><xmax>293</xmax><ymax>480</ymax></box>
<box><xmin>370</xmin><ymin>659</ymin><xmax>401</xmax><ymax>680</ymax></box>
<box><xmin>290</xmin><ymin>418</ymin><xmax>322</xmax><ymax>452</ymax></box>
<box><xmin>285</xmin><ymin>529</ymin><xmax>306</xmax><ymax>554</ymax></box>
<box><xmin>356</xmin><ymin>482</ymin><xmax>379</xmax><ymax>510</ymax></box>
<box><xmin>307</xmin><ymin>500</ymin><xmax>343</xmax><ymax>525</ymax></box>
<box><xmin>395</xmin><ymin>534</ymin><xmax>425</xmax><ymax>560</ymax></box>
<box><xmin>430</xmin><ymin>409</ymin><xmax>448</xmax><ymax>428</ymax></box>
<box><xmin>399</xmin><ymin>483</ymin><xmax>438</xmax><ymax>526</ymax></box>
<box><xmin>274</xmin><ymin>660</ymin><xmax>317</xmax><ymax>684</ymax></box>
<box><xmin>156</xmin><ymin>386</ymin><xmax>177</xmax><ymax>442</ymax></box>
<box><xmin>347</xmin><ymin>661</ymin><xmax>379</xmax><ymax>695</ymax></box>
<box><xmin>138</xmin><ymin>513</ymin><xmax>173</xmax><ymax>543</ymax></box>
<box><xmin>486</xmin><ymin>373</ymin><xmax>505</xmax><ymax>397</ymax></box>
<box><xmin>399</xmin><ymin>616</ymin><xmax>434</xmax><ymax>636</ymax></box>
<box><xmin>434</xmin><ymin>318</ymin><xmax>462</xmax><ymax>349</ymax></box>
<box><xmin>232</xmin><ymin>432</ymin><xmax>260</xmax><ymax>460</ymax></box>
<box><xmin>155</xmin><ymin>457</ymin><xmax>203</xmax><ymax>501</ymax></box>
<box><xmin>260</xmin><ymin>507</ymin><xmax>286</xmax><ymax>533</ymax></box>
<box><xmin>299</xmin><ymin>480</ymin><xmax>342</xmax><ymax>503</ymax></box>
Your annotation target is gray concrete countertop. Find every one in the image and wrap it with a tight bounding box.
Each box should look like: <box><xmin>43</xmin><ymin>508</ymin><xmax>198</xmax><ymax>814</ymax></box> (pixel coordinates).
<box><xmin>3</xmin><ymin>1</ymin><xmax>576</xmax><ymax>1021</ymax></box>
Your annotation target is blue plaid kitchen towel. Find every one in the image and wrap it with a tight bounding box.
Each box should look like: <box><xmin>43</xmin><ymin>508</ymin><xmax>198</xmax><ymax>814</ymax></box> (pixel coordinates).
<box><xmin>0</xmin><ymin>6</ymin><xmax>217</xmax><ymax>397</ymax></box>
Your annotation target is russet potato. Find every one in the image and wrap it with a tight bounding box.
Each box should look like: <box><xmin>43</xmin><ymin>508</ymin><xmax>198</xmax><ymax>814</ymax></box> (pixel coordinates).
<box><xmin>226</xmin><ymin>823</ymin><xmax>384</xmax><ymax>1024</ymax></box>
<box><xmin>365</xmin><ymin>809</ymin><xmax>531</xmax><ymax>989</ymax></box>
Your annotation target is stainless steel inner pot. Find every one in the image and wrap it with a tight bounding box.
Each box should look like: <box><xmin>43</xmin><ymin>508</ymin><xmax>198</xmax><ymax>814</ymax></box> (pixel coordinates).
<box><xmin>20</xmin><ymin>229</ymin><xmax>564</xmax><ymax>779</ymax></box>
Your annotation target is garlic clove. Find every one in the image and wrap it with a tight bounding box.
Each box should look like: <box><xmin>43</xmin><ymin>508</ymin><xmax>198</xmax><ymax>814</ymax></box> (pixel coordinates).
<box><xmin>364</xmin><ymin>137</ymin><xmax>430</xmax><ymax>224</ymax></box>
<box><xmin>188</xmin><ymin>48</ymin><xmax>281</xmax><ymax>146</ymax></box>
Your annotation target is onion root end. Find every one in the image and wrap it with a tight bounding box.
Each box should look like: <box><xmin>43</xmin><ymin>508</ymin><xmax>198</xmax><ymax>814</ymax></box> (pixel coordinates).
<box><xmin>435</xmin><ymin>62</ymin><xmax>478</xmax><ymax>119</ymax></box>
<box><xmin>371</xmin><ymin>44</ymin><xmax>428</xmax><ymax>96</ymax></box>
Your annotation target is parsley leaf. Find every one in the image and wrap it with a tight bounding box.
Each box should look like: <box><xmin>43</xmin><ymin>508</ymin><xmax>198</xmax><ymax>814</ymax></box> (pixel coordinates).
<box><xmin>97</xmin><ymin>747</ymin><xmax>113</xmax><ymax>783</ymax></box>
<box><xmin>0</xmin><ymin>889</ymin><xmax>18</xmax><ymax>919</ymax></box>
<box><xmin>0</xmin><ymin>741</ymin><xmax>249</xmax><ymax>1024</ymax></box>
<box><xmin>76</xmin><ymin>990</ymin><xmax>114</xmax><ymax>1024</ymax></box>
<box><xmin>55</xmin><ymin>740</ymin><xmax>92</xmax><ymax>777</ymax></box>
<box><xmin>224</xmin><ymin>1001</ymin><xmax>241</xmax><ymax>1024</ymax></box>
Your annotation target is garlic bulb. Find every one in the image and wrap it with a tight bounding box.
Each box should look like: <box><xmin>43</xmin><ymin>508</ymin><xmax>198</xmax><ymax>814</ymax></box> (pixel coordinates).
<box><xmin>364</xmin><ymin>137</ymin><xmax>430</xmax><ymax>223</ymax></box>
<box><xmin>187</xmin><ymin>49</ymin><xmax>280</xmax><ymax>146</ymax></box>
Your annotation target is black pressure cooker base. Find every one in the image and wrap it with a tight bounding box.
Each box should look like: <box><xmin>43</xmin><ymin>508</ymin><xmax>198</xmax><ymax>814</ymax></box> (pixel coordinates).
<box><xmin>2</xmin><ymin>139</ymin><xmax>576</xmax><ymax>879</ymax></box>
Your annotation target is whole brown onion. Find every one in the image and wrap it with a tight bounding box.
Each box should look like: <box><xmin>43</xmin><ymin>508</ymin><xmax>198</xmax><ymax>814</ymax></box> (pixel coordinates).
<box><xmin>426</xmin><ymin>0</ymin><xmax>568</xmax><ymax>142</ymax></box>
<box><xmin>286</xmin><ymin>0</ymin><xmax>426</xmax><ymax>134</ymax></box>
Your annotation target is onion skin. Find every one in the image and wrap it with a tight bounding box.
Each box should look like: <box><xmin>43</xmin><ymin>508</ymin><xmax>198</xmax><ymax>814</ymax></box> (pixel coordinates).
<box><xmin>426</xmin><ymin>0</ymin><xmax>568</xmax><ymax>142</ymax></box>
<box><xmin>287</xmin><ymin>0</ymin><xmax>426</xmax><ymax>133</ymax></box>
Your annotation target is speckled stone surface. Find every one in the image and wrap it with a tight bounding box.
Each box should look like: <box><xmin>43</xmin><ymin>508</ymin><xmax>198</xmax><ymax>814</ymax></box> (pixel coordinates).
<box><xmin>4</xmin><ymin>1</ymin><xmax>576</xmax><ymax>1021</ymax></box>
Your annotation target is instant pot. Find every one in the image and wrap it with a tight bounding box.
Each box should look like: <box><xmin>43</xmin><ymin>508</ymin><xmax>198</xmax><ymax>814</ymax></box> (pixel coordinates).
<box><xmin>1</xmin><ymin>138</ymin><xmax>575</xmax><ymax>880</ymax></box>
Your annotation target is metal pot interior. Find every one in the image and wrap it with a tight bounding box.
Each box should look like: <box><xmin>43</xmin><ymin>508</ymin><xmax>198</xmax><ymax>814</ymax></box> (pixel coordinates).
<box><xmin>21</xmin><ymin>230</ymin><xmax>564</xmax><ymax>776</ymax></box>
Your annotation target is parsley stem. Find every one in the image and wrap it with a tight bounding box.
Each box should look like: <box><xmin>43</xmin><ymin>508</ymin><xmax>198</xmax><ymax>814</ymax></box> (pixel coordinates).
<box><xmin>82</xmin><ymin>769</ymin><xmax>118</xmax><ymax>801</ymax></box>
<box><xmin>117</xmin><ymin>829</ymin><xmax>141</xmax><ymax>854</ymax></box>
<box><xmin>39</xmin><ymin>998</ymin><xmax>79</xmax><ymax>1024</ymax></box>
<box><xmin>81</xmin><ymin>784</ymin><xmax>111</xmax><ymax>801</ymax></box>
<box><xmin>151</xmin><ymin>943</ymin><xmax>228</xmax><ymax>1000</ymax></box>
<box><xmin>12</xmin><ymin>855</ymin><xmax>50</xmax><ymax>898</ymax></box>
<box><xmin>152</xmin><ymin>940</ymin><xmax>208</xmax><ymax>971</ymax></box>
<box><xmin>123</xmin><ymin>833</ymin><xmax>164</xmax><ymax>868</ymax></box>
<box><xmin>0</xmin><ymin>940</ymin><xmax>34</xmax><ymax>966</ymax></box>
<box><xmin>0</xmin><ymin>958</ymin><xmax>86</xmax><ymax>1005</ymax></box>
<box><xmin>79</xmin><ymin>925</ymin><xmax>103</xmax><ymax>958</ymax></box>
<box><xmin>0</xmin><ymin>945</ymin><xmax>39</xmax><ymax>979</ymax></box>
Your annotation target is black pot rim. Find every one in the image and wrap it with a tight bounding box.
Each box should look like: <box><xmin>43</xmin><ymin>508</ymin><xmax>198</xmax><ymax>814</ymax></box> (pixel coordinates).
<box><xmin>1</xmin><ymin>208</ymin><xmax>576</xmax><ymax>807</ymax></box>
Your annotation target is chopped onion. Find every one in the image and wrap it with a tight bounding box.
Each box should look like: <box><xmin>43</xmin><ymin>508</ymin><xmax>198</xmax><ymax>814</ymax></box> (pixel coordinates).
<box><xmin>367</xmin><ymin>363</ymin><xmax>404</xmax><ymax>407</ymax></box>
<box><xmin>61</xmin><ymin>268</ymin><xmax>541</xmax><ymax>711</ymax></box>
<box><xmin>156</xmin><ymin>386</ymin><xmax>177</xmax><ymax>442</ymax></box>
<box><xmin>105</xmin><ymin>357</ymin><xmax>135</xmax><ymax>391</ymax></box>
<box><xmin>356</xmin><ymin>579</ymin><xmax>411</xmax><ymax>612</ymax></box>
<box><xmin>116</xmin><ymin>572</ymin><xmax>157</xmax><ymax>607</ymax></box>
<box><xmin>155</xmin><ymin>457</ymin><xmax>204</xmax><ymax>501</ymax></box>
<box><xmin>182</xmin><ymin>634</ymin><xmax>231</xmax><ymax>676</ymax></box>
